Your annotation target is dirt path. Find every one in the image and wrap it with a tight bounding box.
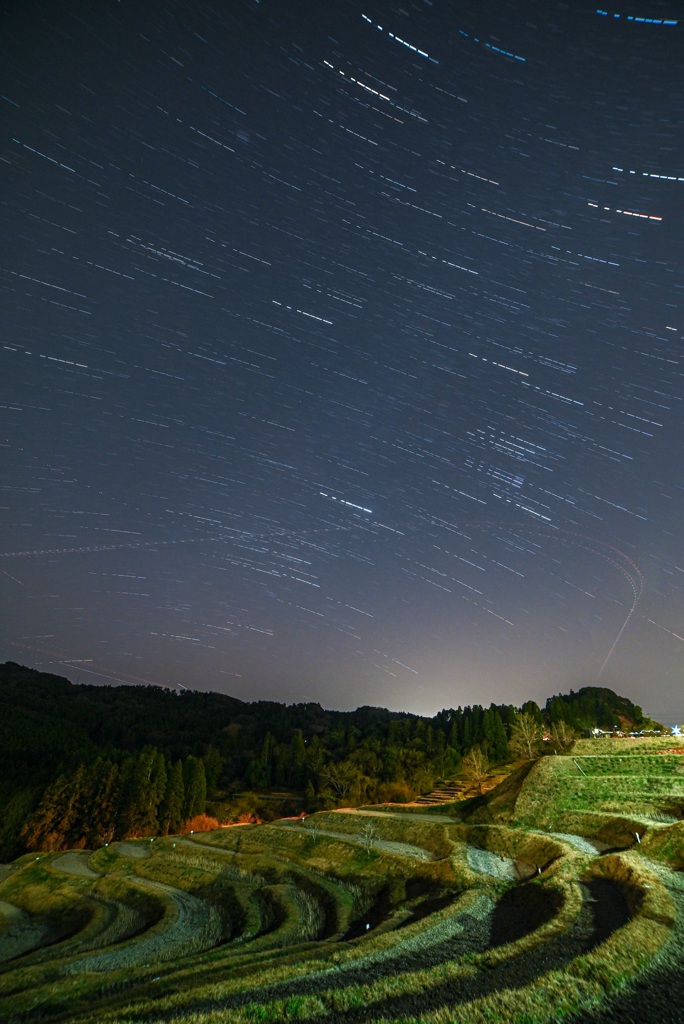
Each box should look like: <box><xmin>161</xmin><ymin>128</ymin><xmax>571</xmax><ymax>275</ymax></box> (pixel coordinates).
<box><xmin>278</xmin><ymin>823</ymin><xmax>436</xmax><ymax>861</ymax></box>
<box><xmin>173</xmin><ymin>837</ymin><xmax>236</xmax><ymax>854</ymax></box>
<box><xmin>336</xmin><ymin>807</ymin><xmax>456</xmax><ymax>823</ymax></box>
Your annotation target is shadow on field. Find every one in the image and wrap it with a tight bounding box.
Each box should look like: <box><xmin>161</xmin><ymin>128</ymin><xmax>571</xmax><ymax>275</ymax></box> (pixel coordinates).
<box><xmin>489</xmin><ymin>882</ymin><xmax>562</xmax><ymax>947</ymax></box>
<box><xmin>192</xmin><ymin>876</ymin><xmax>629</xmax><ymax>1024</ymax></box>
<box><xmin>317</xmin><ymin>879</ymin><xmax>629</xmax><ymax>1024</ymax></box>
<box><xmin>398</xmin><ymin>891</ymin><xmax>455</xmax><ymax>928</ymax></box>
<box><xmin>566</xmin><ymin>962</ymin><xmax>684</xmax><ymax>1024</ymax></box>
<box><xmin>344</xmin><ymin>879</ymin><xmax>452</xmax><ymax>940</ymax></box>
<box><xmin>567</xmin><ymin>869</ymin><xmax>684</xmax><ymax>1024</ymax></box>
<box><xmin>343</xmin><ymin>885</ymin><xmax>392</xmax><ymax>940</ymax></box>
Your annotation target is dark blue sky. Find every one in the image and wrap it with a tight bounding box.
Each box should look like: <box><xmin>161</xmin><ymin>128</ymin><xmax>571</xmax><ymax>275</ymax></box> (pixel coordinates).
<box><xmin>2</xmin><ymin>1</ymin><xmax>683</xmax><ymax>720</ymax></box>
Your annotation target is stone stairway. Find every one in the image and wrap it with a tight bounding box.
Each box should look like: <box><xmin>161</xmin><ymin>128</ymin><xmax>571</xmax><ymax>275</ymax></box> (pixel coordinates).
<box><xmin>413</xmin><ymin>782</ymin><xmax>464</xmax><ymax>805</ymax></box>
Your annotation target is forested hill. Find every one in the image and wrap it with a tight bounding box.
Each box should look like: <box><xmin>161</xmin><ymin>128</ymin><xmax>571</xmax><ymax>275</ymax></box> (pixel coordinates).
<box><xmin>0</xmin><ymin>661</ymin><xmax>421</xmax><ymax>779</ymax></box>
<box><xmin>545</xmin><ymin>686</ymin><xmax>649</xmax><ymax>731</ymax></box>
<box><xmin>0</xmin><ymin>661</ymin><xmax>649</xmax><ymax>858</ymax></box>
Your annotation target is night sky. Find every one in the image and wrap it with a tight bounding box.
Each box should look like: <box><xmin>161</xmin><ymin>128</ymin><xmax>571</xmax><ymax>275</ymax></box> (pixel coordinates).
<box><xmin>2</xmin><ymin>1</ymin><xmax>683</xmax><ymax>721</ymax></box>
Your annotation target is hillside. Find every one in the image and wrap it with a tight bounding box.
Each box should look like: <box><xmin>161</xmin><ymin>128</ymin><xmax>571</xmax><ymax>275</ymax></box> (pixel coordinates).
<box><xmin>0</xmin><ymin>737</ymin><xmax>682</xmax><ymax>1024</ymax></box>
<box><xmin>0</xmin><ymin>661</ymin><xmax>653</xmax><ymax>860</ymax></box>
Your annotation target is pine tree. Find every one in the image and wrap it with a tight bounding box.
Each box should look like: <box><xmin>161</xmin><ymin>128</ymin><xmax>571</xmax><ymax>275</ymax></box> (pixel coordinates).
<box><xmin>113</xmin><ymin>754</ymin><xmax>135</xmax><ymax>840</ymax></box>
<box><xmin>160</xmin><ymin>760</ymin><xmax>185</xmax><ymax>834</ymax></box>
<box><xmin>117</xmin><ymin>749</ymin><xmax>161</xmax><ymax>838</ymax></box>
<box><xmin>483</xmin><ymin>706</ymin><xmax>510</xmax><ymax>762</ymax></box>
<box><xmin>203</xmin><ymin>746</ymin><xmax>223</xmax><ymax>789</ymax></box>
<box><xmin>461</xmin><ymin>715</ymin><xmax>472</xmax><ymax>752</ymax></box>
<box><xmin>63</xmin><ymin>763</ymin><xmax>95</xmax><ymax>848</ymax></box>
<box><xmin>85</xmin><ymin>759</ymin><xmax>120</xmax><ymax>846</ymax></box>
<box><xmin>546</xmin><ymin>695</ymin><xmax>568</xmax><ymax>725</ymax></box>
<box><xmin>0</xmin><ymin>787</ymin><xmax>37</xmax><ymax>860</ymax></box>
<box><xmin>521</xmin><ymin>700</ymin><xmax>543</xmax><ymax>724</ymax></box>
<box><xmin>470</xmin><ymin>705</ymin><xmax>485</xmax><ymax>745</ymax></box>
<box><xmin>434</xmin><ymin>728</ymin><xmax>447</xmax><ymax>776</ymax></box>
<box><xmin>304</xmin><ymin>779</ymin><xmax>317</xmax><ymax>812</ymax></box>
<box><xmin>290</xmin><ymin>729</ymin><xmax>307</xmax><ymax>788</ymax></box>
<box><xmin>273</xmin><ymin>744</ymin><xmax>288</xmax><ymax>787</ymax></box>
<box><xmin>21</xmin><ymin>771</ymin><xmax>79</xmax><ymax>851</ymax></box>
<box><xmin>183</xmin><ymin>756</ymin><xmax>207</xmax><ymax>821</ymax></box>
<box><xmin>246</xmin><ymin>734</ymin><xmax>275</xmax><ymax>789</ymax></box>
<box><xmin>426</xmin><ymin>723</ymin><xmax>435</xmax><ymax>754</ymax></box>
<box><xmin>306</xmin><ymin>734</ymin><xmax>324</xmax><ymax>778</ymax></box>
<box><xmin>150</xmin><ymin>750</ymin><xmax>167</xmax><ymax>814</ymax></box>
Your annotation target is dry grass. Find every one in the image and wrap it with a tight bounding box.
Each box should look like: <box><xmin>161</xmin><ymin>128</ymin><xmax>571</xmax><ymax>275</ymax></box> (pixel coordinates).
<box><xmin>1</xmin><ymin>739</ymin><xmax>682</xmax><ymax>1024</ymax></box>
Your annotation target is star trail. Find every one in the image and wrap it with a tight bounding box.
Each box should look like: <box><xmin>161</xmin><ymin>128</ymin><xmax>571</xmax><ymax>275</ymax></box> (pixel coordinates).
<box><xmin>2</xmin><ymin>0</ymin><xmax>683</xmax><ymax>720</ymax></box>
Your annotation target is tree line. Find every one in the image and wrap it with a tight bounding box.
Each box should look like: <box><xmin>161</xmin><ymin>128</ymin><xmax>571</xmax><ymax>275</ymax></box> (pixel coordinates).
<box><xmin>20</xmin><ymin>749</ymin><xmax>210</xmax><ymax>852</ymax></box>
<box><xmin>0</xmin><ymin>662</ymin><xmax>648</xmax><ymax>856</ymax></box>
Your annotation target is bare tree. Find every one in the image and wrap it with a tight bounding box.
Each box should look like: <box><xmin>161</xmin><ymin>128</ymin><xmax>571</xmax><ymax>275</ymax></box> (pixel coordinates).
<box><xmin>509</xmin><ymin>712</ymin><xmax>544</xmax><ymax>760</ymax></box>
<box><xmin>360</xmin><ymin>819</ymin><xmax>377</xmax><ymax>852</ymax></box>
<box><xmin>320</xmin><ymin>760</ymin><xmax>360</xmax><ymax>801</ymax></box>
<box><xmin>549</xmin><ymin>720</ymin><xmax>576</xmax><ymax>754</ymax></box>
<box><xmin>461</xmin><ymin>745</ymin><xmax>490</xmax><ymax>794</ymax></box>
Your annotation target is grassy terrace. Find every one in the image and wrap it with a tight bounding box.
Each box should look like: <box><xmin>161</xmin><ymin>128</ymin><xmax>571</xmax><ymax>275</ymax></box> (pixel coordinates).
<box><xmin>1</xmin><ymin>738</ymin><xmax>682</xmax><ymax>1023</ymax></box>
<box><xmin>512</xmin><ymin>739</ymin><xmax>684</xmax><ymax>829</ymax></box>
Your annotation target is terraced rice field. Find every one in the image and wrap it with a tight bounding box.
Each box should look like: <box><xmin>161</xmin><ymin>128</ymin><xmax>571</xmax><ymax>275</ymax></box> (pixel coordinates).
<box><xmin>511</xmin><ymin>740</ymin><xmax>684</xmax><ymax>829</ymax></box>
<box><xmin>1</xmin><ymin>741</ymin><xmax>683</xmax><ymax>1023</ymax></box>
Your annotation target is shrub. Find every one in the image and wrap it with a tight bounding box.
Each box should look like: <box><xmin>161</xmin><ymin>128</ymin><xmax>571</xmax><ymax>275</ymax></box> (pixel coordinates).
<box><xmin>184</xmin><ymin>814</ymin><xmax>220</xmax><ymax>833</ymax></box>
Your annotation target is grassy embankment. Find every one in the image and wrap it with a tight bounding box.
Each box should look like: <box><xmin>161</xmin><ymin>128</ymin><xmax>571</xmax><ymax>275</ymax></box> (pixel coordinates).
<box><xmin>1</xmin><ymin>736</ymin><xmax>683</xmax><ymax>1023</ymax></box>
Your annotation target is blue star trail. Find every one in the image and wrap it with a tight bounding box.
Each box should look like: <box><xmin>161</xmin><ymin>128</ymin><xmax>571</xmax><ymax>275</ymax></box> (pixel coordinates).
<box><xmin>1</xmin><ymin>0</ymin><xmax>683</xmax><ymax>722</ymax></box>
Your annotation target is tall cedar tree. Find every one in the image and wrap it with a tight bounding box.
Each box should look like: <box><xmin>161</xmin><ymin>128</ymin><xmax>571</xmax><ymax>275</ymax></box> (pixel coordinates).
<box><xmin>160</xmin><ymin>760</ymin><xmax>185</xmax><ymax>835</ymax></box>
<box><xmin>183</xmin><ymin>756</ymin><xmax>207</xmax><ymax>821</ymax></box>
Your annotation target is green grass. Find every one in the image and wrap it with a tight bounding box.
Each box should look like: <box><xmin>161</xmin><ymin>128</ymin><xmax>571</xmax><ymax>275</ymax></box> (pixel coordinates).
<box><xmin>1</xmin><ymin>738</ymin><xmax>682</xmax><ymax>1023</ymax></box>
<box><xmin>510</xmin><ymin>748</ymin><xmax>684</xmax><ymax>827</ymax></box>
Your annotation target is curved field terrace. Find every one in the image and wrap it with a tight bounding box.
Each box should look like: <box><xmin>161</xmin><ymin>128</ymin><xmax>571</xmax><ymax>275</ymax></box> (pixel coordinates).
<box><xmin>1</xmin><ymin>739</ymin><xmax>682</xmax><ymax>1023</ymax></box>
